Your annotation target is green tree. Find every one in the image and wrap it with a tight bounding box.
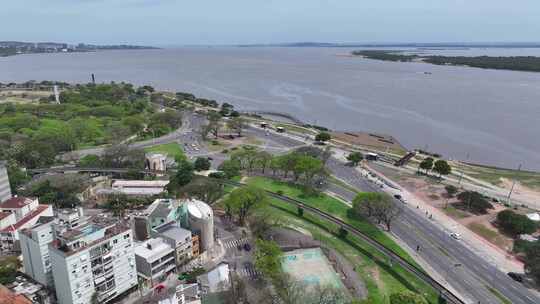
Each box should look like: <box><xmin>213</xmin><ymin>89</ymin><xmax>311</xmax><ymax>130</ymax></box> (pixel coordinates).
<box><xmin>0</xmin><ymin>256</ymin><xmax>21</xmax><ymax>284</ymax></box>
<box><xmin>457</xmin><ymin>191</ymin><xmax>494</xmax><ymax>214</ymax></box>
<box><xmin>218</xmin><ymin>159</ymin><xmax>241</xmax><ymax>179</ymax></box>
<box><xmin>227</xmin><ymin>116</ymin><xmax>247</xmax><ymax>137</ymax></box>
<box><xmin>181</xmin><ymin>176</ymin><xmax>225</xmax><ymax>205</ymax></box>
<box><xmin>224</xmin><ymin>186</ymin><xmax>268</xmax><ymax>225</ymax></box>
<box><xmin>445</xmin><ymin>185</ymin><xmax>458</xmax><ymax>198</ymax></box>
<box><xmin>390</xmin><ymin>291</ymin><xmax>428</xmax><ymax>304</ymax></box>
<box><xmin>254</xmin><ymin>239</ymin><xmax>283</xmax><ymax>282</ymax></box>
<box><xmin>315</xmin><ymin>132</ymin><xmax>331</xmax><ymax>143</ymax></box>
<box><xmin>433</xmin><ymin>159</ymin><xmax>452</xmax><ymax>178</ymax></box>
<box><xmin>193</xmin><ymin>157</ymin><xmax>211</xmax><ymax>171</ymax></box>
<box><xmin>79</xmin><ymin>154</ymin><xmax>102</xmax><ymax>168</ymax></box>
<box><xmin>170</xmin><ymin>159</ymin><xmax>194</xmax><ymax>188</ymax></box>
<box><xmin>352</xmin><ymin>192</ymin><xmax>392</xmax><ymax>218</ymax></box>
<box><xmin>347</xmin><ymin>151</ymin><xmax>364</xmax><ymax>166</ymax></box>
<box><xmin>497</xmin><ymin>210</ymin><xmax>537</xmax><ymax>236</ymax></box>
<box><xmin>419</xmin><ymin>157</ymin><xmax>434</xmax><ymax>174</ymax></box>
<box><xmin>524</xmin><ymin>240</ymin><xmax>540</xmax><ymax>285</ymax></box>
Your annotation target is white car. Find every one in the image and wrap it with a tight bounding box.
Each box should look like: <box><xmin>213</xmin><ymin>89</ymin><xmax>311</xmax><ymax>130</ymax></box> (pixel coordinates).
<box><xmin>450</xmin><ymin>232</ymin><xmax>461</xmax><ymax>240</ymax></box>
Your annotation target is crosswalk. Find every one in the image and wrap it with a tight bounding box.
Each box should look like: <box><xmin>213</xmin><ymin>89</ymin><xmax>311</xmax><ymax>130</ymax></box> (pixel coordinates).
<box><xmin>236</xmin><ymin>266</ymin><xmax>261</xmax><ymax>278</ymax></box>
<box><xmin>223</xmin><ymin>238</ymin><xmax>249</xmax><ymax>249</ymax></box>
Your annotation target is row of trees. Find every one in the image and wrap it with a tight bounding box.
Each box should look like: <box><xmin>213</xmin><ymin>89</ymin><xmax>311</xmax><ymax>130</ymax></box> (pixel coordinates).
<box><xmin>218</xmin><ymin>146</ymin><xmax>331</xmax><ymax>193</ymax></box>
<box><xmin>418</xmin><ymin>157</ymin><xmax>452</xmax><ymax>178</ymax></box>
<box><xmin>352</xmin><ymin>192</ymin><xmax>402</xmax><ymax>231</ymax></box>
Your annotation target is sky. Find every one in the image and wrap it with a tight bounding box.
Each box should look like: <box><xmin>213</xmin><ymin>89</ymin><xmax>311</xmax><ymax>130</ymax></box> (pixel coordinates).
<box><xmin>1</xmin><ymin>0</ymin><xmax>540</xmax><ymax>46</ymax></box>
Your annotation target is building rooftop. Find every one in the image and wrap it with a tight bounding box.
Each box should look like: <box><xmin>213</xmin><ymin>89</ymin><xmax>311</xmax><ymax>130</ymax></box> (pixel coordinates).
<box><xmin>154</xmin><ymin>222</ymin><xmax>191</xmax><ymax>243</ymax></box>
<box><xmin>134</xmin><ymin>237</ymin><xmax>173</xmax><ymax>261</ymax></box>
<box><xmin>0</xmin><ymin>205</ymin><xmax>51</xmax><ymax>232</ymax></box>
<box><xmin>0</xmin><ymin>197</ymin><xmax>34</xmax><ymax>209</ymax></box>
<box><xmin>0</xmin><ymin>285</ymin><xmax>31</xmax><ymax>304</ymax></box>
<box><xmin>198</xmin><ymin>263</ymin><xmax>230</xmax><ymax>293</ymax></box>
<box><xmin>186</xmin><ymin>199</ymin><xmax>212</xmax><ymax>220</ymax></box>
<box><xmin>51</xmin><ymin>215</ymin><xmax>130</xmax><ymax>255</ymax></box>
<box><xmin>112</xmin><ymin>180</ymin><xmax>170</xmax><ymax>188</ymax></box>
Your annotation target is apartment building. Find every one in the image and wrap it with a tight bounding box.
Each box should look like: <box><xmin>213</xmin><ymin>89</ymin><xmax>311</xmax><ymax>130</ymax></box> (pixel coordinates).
<box><xmin>134</xmin><ymin>237</ymin><xmax>176</xmax><ymax>288</ymax></box>
<box><xmin>20</xmin><ymin>208</ymin><xmax>86</xmax><ymax>288</ymax></box>
<box><xmin>0</xmin><ymin>161</ymin><xmax>12</xmax><ymax>203</ymax></box>
<box><xmin>48</xmin><ymin>215</ymin><xmax>137</xmax><ymax>304</ymax></box>
<box><xmin>19</xmin><ymin>218</ymin><xmax>57</xmax><ymax>287</ymax></box>
<box><xmin>152</xmin><ymin>221</ymin><xmax>195</xmax><ymax>267</ymax></box>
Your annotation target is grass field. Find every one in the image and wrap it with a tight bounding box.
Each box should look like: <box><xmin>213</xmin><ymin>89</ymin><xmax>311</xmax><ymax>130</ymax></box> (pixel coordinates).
<box><xmin>442</xmin><ymin>205</ymin><xmax>470</xmax><ymax>219</ymax></box>
<box><xmin>257</xmin><ymin>195</ymin><xmax>439</xmax><ymax>304</ymax></box>
<box><xmin>467</xmin><ymin>222</ymin><xmax>509</xmax><ymax>250</ymax></box>
<box><xmin>246</xmin><ymin>176</ymin><xmax>419</xmax><ymax>266</ymax></box>
<box><xmin>144</xmin><ymin>143</ymin><xmax>185</xmax><ymax>160</ymax></box>
<box><xmin>465</xmin><ymin>164</ymin><xmax>540</xmax><ymax>191</ymax></box>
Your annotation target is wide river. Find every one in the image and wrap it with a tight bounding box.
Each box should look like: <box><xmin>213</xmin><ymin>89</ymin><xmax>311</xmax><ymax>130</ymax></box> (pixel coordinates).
<box><xmin>1</xmin><ymin>47</ymin><xmax>539</xmax><ymax>171</ymax></box>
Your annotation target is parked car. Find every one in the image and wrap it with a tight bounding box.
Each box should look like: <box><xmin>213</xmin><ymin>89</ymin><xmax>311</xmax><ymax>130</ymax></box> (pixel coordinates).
<box><xmin>507</xmin><ymin>272</ymin><xmax>524</xmax><ymax>283</ymax></box>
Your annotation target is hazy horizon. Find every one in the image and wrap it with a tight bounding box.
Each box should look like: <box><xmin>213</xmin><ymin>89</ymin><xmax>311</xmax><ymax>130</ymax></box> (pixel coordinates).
<box><xmin>2</xmin><ymin>0</ymin><xmax>540</xmax><ymax>45</ymax></box>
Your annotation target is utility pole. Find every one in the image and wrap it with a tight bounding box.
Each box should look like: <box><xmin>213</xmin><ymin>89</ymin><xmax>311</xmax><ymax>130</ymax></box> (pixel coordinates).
<box><xmin>458</xmin><ymin>153</ymin><xmax>470</xmax><ymax>187</ymax></box>
<box><xmin>506</xmin><ymin>164</ymin><xmax>521</xmax><ymax>206</ymax></box>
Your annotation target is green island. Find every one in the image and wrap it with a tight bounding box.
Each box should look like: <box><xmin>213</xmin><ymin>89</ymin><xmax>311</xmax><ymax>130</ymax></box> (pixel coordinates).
<box><xmin>352</xmin><ymin>50</ymin><xmax>540</xmax><ymax>72</ymax></box>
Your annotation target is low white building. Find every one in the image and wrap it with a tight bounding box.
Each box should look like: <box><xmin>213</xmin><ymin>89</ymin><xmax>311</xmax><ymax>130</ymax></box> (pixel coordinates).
<box><xmin>134</xmin><ymin>237</ymin><xmax>176</xmax><ymax>288</ymax></box>
<box><xmin>109</xmin><ymin>180</ymin><xmax>170</xmax><ymax>196</ymax></box>
<box><xmin>197</xmin><ymin>263</ymin><xmax>230</xmax><ymax>294</ymax></box>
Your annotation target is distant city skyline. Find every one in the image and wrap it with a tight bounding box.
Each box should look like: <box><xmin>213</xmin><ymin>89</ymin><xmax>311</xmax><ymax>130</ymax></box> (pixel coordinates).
<box><xmin>2</xmin><ymin>0</ymin><xmax>540</xmax><ymax>46</ymax></box>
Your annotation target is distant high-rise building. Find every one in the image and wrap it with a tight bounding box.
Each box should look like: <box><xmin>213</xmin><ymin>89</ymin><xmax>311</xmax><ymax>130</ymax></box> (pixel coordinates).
<box><xmin>0</xmin><ymin>161</ymin><xmax>12</xmax><ymax>203</ymax></box>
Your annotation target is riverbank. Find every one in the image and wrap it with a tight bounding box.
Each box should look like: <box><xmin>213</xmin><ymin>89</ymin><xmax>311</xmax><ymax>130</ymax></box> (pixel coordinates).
<box><xmin>352</xmin><ymin>50</ymin><xmax>540</xmax><ymax>72</ymax></box>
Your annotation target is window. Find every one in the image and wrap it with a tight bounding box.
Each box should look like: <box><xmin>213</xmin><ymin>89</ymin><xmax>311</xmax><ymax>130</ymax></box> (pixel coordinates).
<box><xmin>124</xmin><ymin>233</ymin><xmax>130</xmax><ymax>239</ymax></box>
<box><xmin>113</xmin><ymin>239</ymin><xmax>118</xmax><ymax>244</ymax></box>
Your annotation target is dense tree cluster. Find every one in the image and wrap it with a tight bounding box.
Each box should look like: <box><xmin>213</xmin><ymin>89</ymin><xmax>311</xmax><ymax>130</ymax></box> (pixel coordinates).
<box><xmin>219</xmin><ymin>146</ymin><xmax>329</xmax><ymax>193</ymax></box>
<box><xmin>23</xmin><ymin>173</ymin><xmax>90</xmax><ymax>208</ymax></box>
<box><xmin>456</xmin><ymin>191</ymin><xmax>494</xmax><ymax>214</ymax></box>
<box><xmin>224</xmin><ymin>185</ymin><xmax>268</xmax><ymax>226</ymax></box>
<box><xmin>352</xmin><ymin>192</ymin><xmax>402</xmax><ymax>231</ymax></box>
<box><xmin>0</xmin><ymin>83</ymin><xmax>166</xmax><ymax>168</ymax></box>
<box><xmin>352</xmin><ymin>50</ymin><xmax>540</xmax><ymax>72</ymax></box>
<box><xmin>496</xmin><ymin>210</ymin><xmax>538</xmax><ymax>236</ymax></box>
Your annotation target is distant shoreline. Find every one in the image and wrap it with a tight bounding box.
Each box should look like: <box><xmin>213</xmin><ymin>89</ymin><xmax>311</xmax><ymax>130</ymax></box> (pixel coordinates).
<box><xmin>351</xmin><ymin>50</ymin><xmax>540</xmax><ymax>73</ymax></box>
<box><xmin>0</xmin><ymin>41</ymin><xmax>159</xmax><ymax>57</ymax></box>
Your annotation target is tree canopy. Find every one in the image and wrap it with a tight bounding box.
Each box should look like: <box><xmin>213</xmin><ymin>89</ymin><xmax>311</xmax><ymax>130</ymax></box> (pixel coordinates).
<box><xmin>224</xmin><ymin>186</ymin><xmax>268</xmax><ymax>225</ymax></box>
<box><xmin>497</xmin><ymin>210</ymin><xmax>537</xmax><ymax>236</ymax></box>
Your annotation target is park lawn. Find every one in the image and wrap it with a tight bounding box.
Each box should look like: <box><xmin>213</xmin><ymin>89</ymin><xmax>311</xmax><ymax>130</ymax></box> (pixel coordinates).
<box><xmin>258</xmin><ymin>198</ymin><xmax>439</xmax><ymax>304</ymax></box>
<box><xmin>144</xmin><ymin>143</ymin><xmax>185</xmax><ymax>160</ymax></box>
<box><xmin>442</xmin><ymin>205</ymin><xmax>470</xmax><ymax>219</ymax></box>
<box><xmin>246</xmin><ymin>176</ymin><xmax>418</xmax><ymax>266</ymax></box>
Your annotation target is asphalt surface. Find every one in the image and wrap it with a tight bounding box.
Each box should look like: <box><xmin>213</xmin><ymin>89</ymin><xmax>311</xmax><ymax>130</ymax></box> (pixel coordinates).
<box><xmin>247</xmin><ymin>126</ymin><xmax>540</xmax><ymax>304</ymax></box>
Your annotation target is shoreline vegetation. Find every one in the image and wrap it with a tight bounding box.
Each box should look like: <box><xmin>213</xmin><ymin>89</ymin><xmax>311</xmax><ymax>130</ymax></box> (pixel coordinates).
<box><xmin>351</xmin><ymin>50</ymin><xmax>540</xmax><ymax>72</ymax></box>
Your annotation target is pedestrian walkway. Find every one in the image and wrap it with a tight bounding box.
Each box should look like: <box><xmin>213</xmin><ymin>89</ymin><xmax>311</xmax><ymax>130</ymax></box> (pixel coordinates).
<box><xmin>236</xmin><ymin>266</ymin><xmax>261</xmax><ymax>278</ymax></box>
<box><xmin>223</xmin><ymin>237</ymin><xmax>249</xmax><ymax>249</ymax></box>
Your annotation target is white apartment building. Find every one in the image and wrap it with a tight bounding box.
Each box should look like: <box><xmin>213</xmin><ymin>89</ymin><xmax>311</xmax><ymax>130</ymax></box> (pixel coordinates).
<box><xmin>20</xmin><ymin>218</ymin><xmax>57</xmax><ymax>287</ymax></box>
<box><xmin>20</xmin><ymin>208</ymin><xmax>85</xmax><ymax>288</ymax></box>
<box><xmin>134</xmin><ymin>237</ymin><xmax>176</xmax><ymax>289</ymax></box>
<box><xmin>0</xmin><ymin>161</ymin><xmax>12</xmax><ymax>203</ymax></box>
<box><xmin>48</xmin><ymin>215</ymin><xmax>138</xmax><ymax>304</ymax></box>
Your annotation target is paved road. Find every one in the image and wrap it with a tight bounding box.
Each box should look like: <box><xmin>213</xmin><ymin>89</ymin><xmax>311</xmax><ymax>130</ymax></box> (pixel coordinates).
<box><xmin>247</xmin><ymin>126</ymin><xmax>539</xmax><ymax>304</ymax></box>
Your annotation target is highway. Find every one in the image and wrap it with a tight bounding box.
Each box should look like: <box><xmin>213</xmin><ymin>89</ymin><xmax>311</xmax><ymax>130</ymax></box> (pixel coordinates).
<box><xmin>247</xmin><ymin>126</ymin><xmax>539</xmax><ymax>304</ymax></box>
